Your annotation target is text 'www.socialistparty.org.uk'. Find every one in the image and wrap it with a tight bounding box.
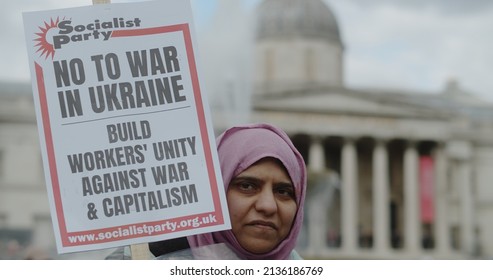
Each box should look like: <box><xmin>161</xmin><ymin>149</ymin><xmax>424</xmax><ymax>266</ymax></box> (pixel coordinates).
<box><xmin>67</xmin><ymin>214</ymin><xmax>217</xmax><ymax>244</ymax></box>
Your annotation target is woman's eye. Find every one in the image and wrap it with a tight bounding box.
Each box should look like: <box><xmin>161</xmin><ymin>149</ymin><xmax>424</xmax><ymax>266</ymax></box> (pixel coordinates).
<box><xmin>276</xmin><ymin>186</ymin><xmax>295</xmax><ymax>199</ymax></box>
<box><xmin>239</xmin><ymin>182</ymin><xmax>255</xmax><ymax>190</ymax></box>
<box><xmin>234</xmin><ymin>181</ymin><xmax>257</xmax><ymax>192</ymax></box>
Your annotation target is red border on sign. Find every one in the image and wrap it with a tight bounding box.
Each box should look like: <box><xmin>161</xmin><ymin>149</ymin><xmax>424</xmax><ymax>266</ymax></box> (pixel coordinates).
<box><xmin>34</xmin><ymin>24</ymin><xmax>224</xmax><ymax>248</ymax></box>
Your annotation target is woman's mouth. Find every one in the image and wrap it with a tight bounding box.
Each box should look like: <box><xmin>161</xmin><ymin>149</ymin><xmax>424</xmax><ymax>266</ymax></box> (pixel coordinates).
<box><xmin>247</xmin><ymin>220</ymin><xmax>277</xmax><ymax>230</ymax></box>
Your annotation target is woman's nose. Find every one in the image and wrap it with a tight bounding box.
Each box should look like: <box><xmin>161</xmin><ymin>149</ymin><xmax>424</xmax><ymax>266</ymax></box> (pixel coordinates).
<box><xmin>254</xmin><ymin>186</ymin><xmax>277</xmax><ymax>215</ymax></box>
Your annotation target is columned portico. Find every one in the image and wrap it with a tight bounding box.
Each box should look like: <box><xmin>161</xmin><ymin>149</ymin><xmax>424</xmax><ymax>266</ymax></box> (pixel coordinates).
<box><xmin>298</xmin><ymin>134</ymin><xmax>461</xmax><ymax>259</ymax></box>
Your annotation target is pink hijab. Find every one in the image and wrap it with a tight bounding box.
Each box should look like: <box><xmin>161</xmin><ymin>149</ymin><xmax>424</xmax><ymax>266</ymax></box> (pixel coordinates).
<box><xmin>187</xmin><ymin>123</ymin><xmax>307</xmax><ymax>259</ymax></box>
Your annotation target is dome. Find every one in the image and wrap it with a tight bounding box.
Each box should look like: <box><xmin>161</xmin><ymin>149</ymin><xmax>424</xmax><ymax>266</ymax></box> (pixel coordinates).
<box><xmin>256</xmin><ymin>0</ymin><xmax>342</xmax><ymax>44</ymax></box>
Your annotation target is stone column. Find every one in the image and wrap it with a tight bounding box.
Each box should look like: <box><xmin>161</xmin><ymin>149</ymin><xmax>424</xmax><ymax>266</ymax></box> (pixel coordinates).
<box><xmin>341</xmin><ymin>138</ymin><xmax>358</xmax><ymax>252</ymax></box>
<box><xmin>309</xmin><ymin>137</ymin><xmax>325</xmax><ymax>173</ymax></box>
<box><xmin>373</xmin><ymin>140</ymin><xmax>390</xmax><ymax>253</ymax></box>
<box><xmin>458</xmin><ymin>160</ymin><xmax>474</xmax><ymax>256</ymax></box>
<box><xmin>403</xmin><ymin>141</ymin><xmax>420</xmax><ymax>254</ymax></box>
<box><xmin>446</xmin><ymin>140</ymin><xmax>474</xmax><ymax>257</ymax></box>
<box><xmin>307</xmin><ymin>136</ymin><xmax>326</xmax><ymax>253</ymax></box>
<box><xmin>434</xmin><ymin>144</ymin><xmax>451</xmax><ymax>255</ymax></box>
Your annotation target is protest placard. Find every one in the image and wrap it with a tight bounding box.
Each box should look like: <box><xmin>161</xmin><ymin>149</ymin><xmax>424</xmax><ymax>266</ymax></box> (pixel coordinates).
<box><xmin>23</xmin><ymin>0</ymin><xmax>230</xmax><ymax>254</ymax></box>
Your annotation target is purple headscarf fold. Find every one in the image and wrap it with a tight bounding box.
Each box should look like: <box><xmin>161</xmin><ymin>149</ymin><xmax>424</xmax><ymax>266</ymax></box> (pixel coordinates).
<box><xmin>187</xmin><ymin>123</ymin><xmax>307</xmax><ymax>259</ymax></box>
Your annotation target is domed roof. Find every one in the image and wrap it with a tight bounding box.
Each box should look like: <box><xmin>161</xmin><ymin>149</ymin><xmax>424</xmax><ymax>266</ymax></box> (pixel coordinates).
<box><xmin>256</xmin><ymin>0</ymin><xmax>342</xmax><ymax>44</ymax></box>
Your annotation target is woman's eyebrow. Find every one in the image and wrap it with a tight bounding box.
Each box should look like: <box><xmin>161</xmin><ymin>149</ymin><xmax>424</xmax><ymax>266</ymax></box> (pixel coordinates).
<box><xmin>274</xmin><ymin>181</ymin><xmax>294</xmax><ymax>190</ymax></box>
<box><xmin>230</xmin><ymin>176</ymin><xmax>263</xmax><ymax>184</ymax></box>
<box><xmin>230</xmin><ymin>176</ymin><xmax>293</xmax><ymax>189</ymax></box>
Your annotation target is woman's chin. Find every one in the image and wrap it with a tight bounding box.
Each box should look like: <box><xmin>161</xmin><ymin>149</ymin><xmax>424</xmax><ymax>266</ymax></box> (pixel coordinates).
<box><xmin>238</xmin><ymin>238</ymin><xmax>277</xmax><ymax>254</ymax></box>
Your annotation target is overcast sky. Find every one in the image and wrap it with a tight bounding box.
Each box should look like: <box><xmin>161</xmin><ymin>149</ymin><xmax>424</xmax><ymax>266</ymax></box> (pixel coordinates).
<box><xmin>3</xmin><ymin>0</ymin><xmax>493</xmax><ymax>101</ymax></box>
<box><xmin>330</xmin><ymin>0</ymin><xmax>493</xmax><ymax>101</ymax></box>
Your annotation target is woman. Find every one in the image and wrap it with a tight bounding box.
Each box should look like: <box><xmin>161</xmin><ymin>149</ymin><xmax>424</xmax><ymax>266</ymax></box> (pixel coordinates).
<box><xmin>186</xmin><ymin>123</ymin><xmax>307</xmax><ymax>259</ymax></box>
<box><xmin>110</xmin><ymin>123</ymin><xmax>306</xmax><ymax>260</ymax></box>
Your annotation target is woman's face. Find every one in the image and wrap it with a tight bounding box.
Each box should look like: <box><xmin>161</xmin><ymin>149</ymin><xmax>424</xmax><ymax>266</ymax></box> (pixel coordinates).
<box><xmin>227</xmin><ymin>157</ymin><xmax>297</xmax><ymax>254</ymax></box>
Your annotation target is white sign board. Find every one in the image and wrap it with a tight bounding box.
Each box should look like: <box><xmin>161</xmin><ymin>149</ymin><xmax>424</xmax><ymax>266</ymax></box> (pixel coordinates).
<box><xmin>23</xmin><ymin>0</ymin><xmax>230</xmax><ymax>254</ymax></box>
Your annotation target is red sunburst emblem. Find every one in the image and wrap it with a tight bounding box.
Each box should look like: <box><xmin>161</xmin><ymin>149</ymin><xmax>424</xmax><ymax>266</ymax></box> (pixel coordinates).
<box><xmin>34</xmin><ymin>17</ymin><xmax>61</xmax><ymax>59</ymax></box>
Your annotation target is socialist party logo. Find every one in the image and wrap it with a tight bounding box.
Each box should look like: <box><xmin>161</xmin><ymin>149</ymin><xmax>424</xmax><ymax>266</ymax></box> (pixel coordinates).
<box><xmin>34</xmin><ymin>17</ymin><xmax>142</xmax><ymax>59</ymax></box>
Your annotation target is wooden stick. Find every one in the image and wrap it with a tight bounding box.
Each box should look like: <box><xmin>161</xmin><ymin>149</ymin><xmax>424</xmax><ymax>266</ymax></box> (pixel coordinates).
<box><xmin>130</xmin><ymin>243</ymin><xmax>152</xmax><ymax>260</ymax></box>
<box><xmin>91</xmin><ymin>0</ymin><xmax>151</xmax><ymax>260</ymax></box>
